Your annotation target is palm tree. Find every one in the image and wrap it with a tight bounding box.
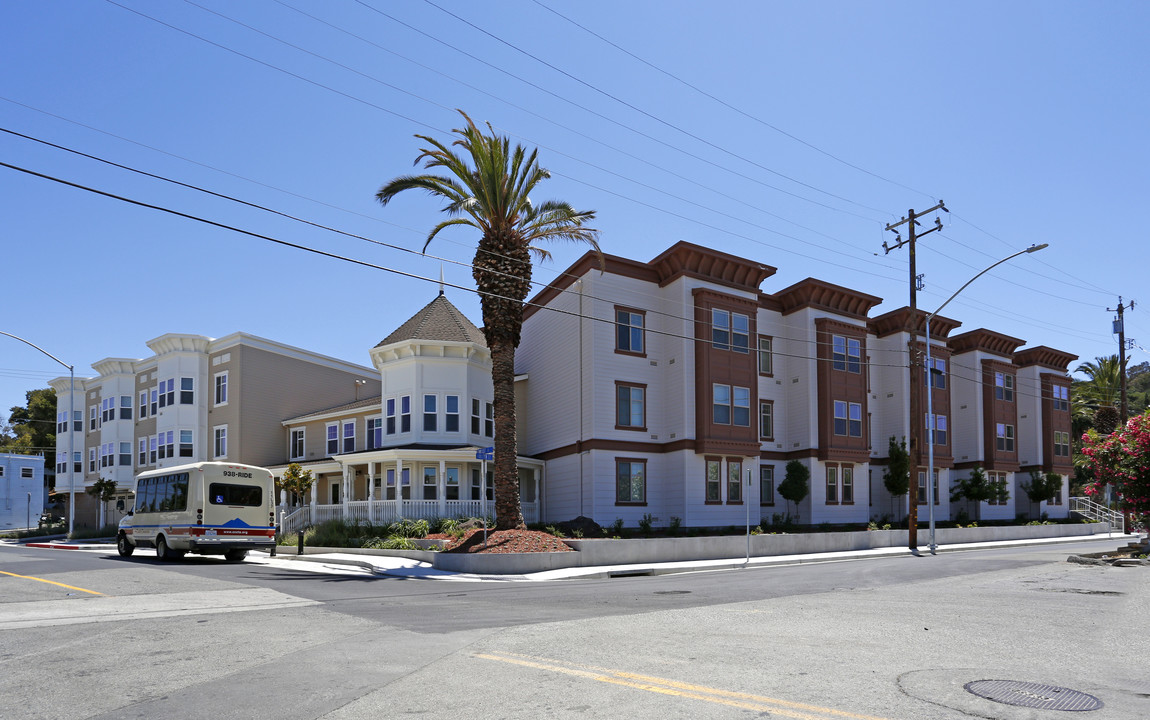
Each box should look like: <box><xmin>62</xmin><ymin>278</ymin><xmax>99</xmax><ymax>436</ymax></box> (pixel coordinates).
<box><xmin>377</xmin><ymin>110</ymin><xmax>599</xmax><ymax>529</ymax></box>
<box><xmin>1074</xmin><ymin>355</ymin><xmax>1123</xmax><ymax>434</ymax></box>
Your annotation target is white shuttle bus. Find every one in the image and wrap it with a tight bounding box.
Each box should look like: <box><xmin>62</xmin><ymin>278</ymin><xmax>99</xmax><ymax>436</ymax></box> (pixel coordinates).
<box><xmin>117</xmin><ymin>461</ymin><xmax>276</xmax><ymax>562</ymax></box>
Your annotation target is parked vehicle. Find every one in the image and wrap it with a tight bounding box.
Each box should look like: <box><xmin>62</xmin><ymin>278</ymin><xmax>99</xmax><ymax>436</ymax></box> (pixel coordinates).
<box><xmin>117</xmin><ymin>462</ymin><xmax>275</xmax><ymax>562</ymax></box>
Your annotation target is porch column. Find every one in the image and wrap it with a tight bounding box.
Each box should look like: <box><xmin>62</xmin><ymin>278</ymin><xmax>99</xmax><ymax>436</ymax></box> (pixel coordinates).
<box><xmin>396</xmin><ymin>457</ymin><xmax>404</xmax><ymax>519</ymax></box>
<box><xmin>438</xmin><ymin>459</ymin><xmax>447</xmax><ymax>518</ymax></box>
<box><xmin>367</xmin><ymin>462</ymin><xmax>375</xmax><ymax>524</ymax></box>
<box><xmin>309</xmin><ymin>476</ymin><xmax>317</xmax><ymax>517</ymax></box>
<box><xmin>342</xmin><ymin>465</ymin><xmax>351</xmax><ymax>520</ymax></box>
<box><xmin>533</xmin><ymin>466</ymin><xmax>541</xmax><ymax>524</ymax></box>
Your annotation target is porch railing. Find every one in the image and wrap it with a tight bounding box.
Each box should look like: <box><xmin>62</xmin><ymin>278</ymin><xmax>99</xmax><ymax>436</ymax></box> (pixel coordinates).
<box><xmin>1069</xmin><ymin>496</ymin><xmax>1125</xmax><ymax>534</ymax></box>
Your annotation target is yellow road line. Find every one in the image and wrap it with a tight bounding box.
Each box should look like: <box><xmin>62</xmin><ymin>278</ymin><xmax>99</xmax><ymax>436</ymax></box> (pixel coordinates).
<box><xmin>0</xmin><ymin>570</ymin><xmax>104</xmax><ymax>596</ymax></box>
<box><xmin>476</xmin><ymin>651</ymin><xmax>889</xmax><ymax>720</ymax></box>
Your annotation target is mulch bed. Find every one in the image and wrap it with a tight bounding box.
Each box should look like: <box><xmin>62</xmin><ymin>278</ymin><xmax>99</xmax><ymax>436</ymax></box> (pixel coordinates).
<box><xmin>430</xmin><ymin>528</ymin><xmax>575</xmax><ymax>554</ymax></box>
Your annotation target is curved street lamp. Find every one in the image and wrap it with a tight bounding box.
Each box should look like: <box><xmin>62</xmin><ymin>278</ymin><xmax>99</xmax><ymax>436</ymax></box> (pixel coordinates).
<box><xmin>0</xmin><ymin>330</ymin><xmax>75</xmax><ymax>537</ymax></box>
<box><xmin>924</xmin><ymin>243</ymin><xmax>1048</xmax><ymax>553</ymax></box>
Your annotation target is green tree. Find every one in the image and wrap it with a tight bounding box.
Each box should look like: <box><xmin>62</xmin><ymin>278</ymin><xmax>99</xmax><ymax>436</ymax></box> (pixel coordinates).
<box><xmin>951</xmin><ymin>467</ymin><xmax>994</xmax><ymax>522</ymax></box>
<box><xmin>3</xmin><ymin>388</ymin><xmax>57</xmax><ymax>470</ymax></box>
<box><xmin>882</xmin><ymin>436</ymin><xmax>910</xmax><ymax>522</ymax></box>
<box><xmin>86</xmin><ymin>476</ymin><xmax>118</xmax><ymax>529</ymax></box>
<box><xmin>279</xmin><ymin>463</ymin><xmax>315</xmax><ymax>507</ymax></box>
<box><xmin>1021</xmin><ymin>470</ymin><xmax>1061</xmax><ymax>519</ymax></box>
<box><xmin>377</xmin><ymin>110</ymin><xmax>599</xmax><ymax>530</ymax></box>
<box><xmin>1074</xmin><ymin>355</ymin><xmax>1123</xmax><ymax>435</ymax></box>
<box><xmin>778</xmin><ymin>459</ymin><xmax>810</xmax><ymax>523</ymax></box>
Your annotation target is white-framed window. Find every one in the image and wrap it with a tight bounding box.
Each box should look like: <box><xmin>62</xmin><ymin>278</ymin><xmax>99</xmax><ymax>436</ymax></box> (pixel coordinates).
<box><xmin>138</xmin><ymin>438</ymin><xmax>147</xmax><ymax>466</ymax></box>
<box><xmin>616</xmin><ymin>458</ymin><xmax>646</xmax><ymax>504</ymax></box>
<box><xmin>759</xmin><ymin>400</ymin><xmax>773</xmax><ymax>440</ymax></box>
<box><xmin>423</xmin><ymin>394</ymin><xmax>437</xmax><ymax>432</ymax></box>
<box><xmin>101</xmin><ymin>397</ymin><xmax>114</xmax><ymax>423</ymax></box>
<box><xmin>995</xmin><ymin>372</ymin><xmax>1014</xmax><ymax>401</ymax></box>
<box><xmin>731</xmin><ymin>313</ymin><xmax>749</xmax><ymax>353</ymax></box>
<box><xmin>342</xmin><ymin>420</ymin><xmax>355</xmax><ymax>453</ymax></box>
<box><xmin>713</xmin><ymin>384</ymin><xmax>731</xmax><ymax>425</ymax></box>
<box><xmin>367</xmin><ymin>417</ymin><xmax>382</xmax><ymax>450</ymax></box>
<box><xmin>386</xmin><ymin>398</ymin><xmax>396</xmax><ymax>435</ymax></box>
<box><xmin>615</xmin><ymin>307</ymin><xmax>645</xmax><ymax>355</ymax></box>
<box><xmin>916</xmin><ymin>469</ymin><xmax>940</xmax><ymax>505</ymax></box>
<box><xmin>705</xmin><ymin>458</ymin><xmax>722</xmax><ymax>503</ymax></box>
<box><xmin>180</xmin><ymin>377</ymin><xmax>194</xmax><ymax>405</ymax></box>
<box><xmin>100</xmin><ymin>442</ymin><xmax>114</xmax><ymax>468</ymax></box>
<box><xmin>926</xmin><ymin>358</ymin><xmax>946</xmax><ymax>389</ymax></box>
<box><xmin>484</xmin><ymin>402</ymin><xmax>494</xmax><ymax>437</ymax></box>
<box><xmin>471</xmin><ymin>398</ymin><xmax>481</xmax><ymax>435</ymax></box>
<box><xmin>56</xmin><ymin>411</ymin><xmax>67</xmax><ymax>434</ymax></box>
<box><xmin>89</xmin><ymin>405</ymin><xmax>97</xmax><ymax>430</ymax></box>
<box><xmin>89</xmin><ymin>447</ymin><xmax>97</xmax><ymax>472</ymax></box>
<box><xmin>712</xmin><ymin>308</ymin><xmax>730</xmax><ymax>349</ymax></box>
<box><xmin>161</xmin><ymin>430</ymin><xmax>174</xmax><ymax>459</ymax></box>
<box><xmin>826</xmin><ymin>464</ymin><xmax>838</xmax><ymax>503</ymax></box>
<box><xmin>470</xmin><ymin>467</ymin><xmax>493</xmax><ymax>501</ymax></box>
<box><xmin>159</xmin><ymin>379</ymin><xmax>174</xmax><ymax>408</ymax></box>
<box><xmin>400</xmin><ymin>396</ymin><xmax>411</xmax><ymax>433</ymax></box>
<box><xmin>214</xmin><ymin>425</ymin><xmax>228</xmax><ymax>458</ymax></box>
<box><xmin>326</xmin><ymin>423</ymin><xmax>339</xmax><ymax>455</ymax></box>
<box><xmin>214</xmin><ymin>372</ymin><xmax>228</xmax><ymax>405</ymax></box>
<box><xmin>120</xmin><ymin>395</ymin><xmax>132</xmax><ymax>420</ymax></box>
<box><xmin>150</xmin><ymin>388</ymin><xmax>157</xmax><ymax>415</ymax></box>
<box><xmin>733</xmin><ymin>386</ymin><xmax>750</xmax><ymax>427</ymax></box>
<box><xmin>445</xmin><ymin>395</ymin><xmax>460</xmax><ymax>432</ymax></box>
<box><xmin>616</xmin><ymin>383</ymin><xmax>646</xmax><ymax>429</ymax></box>
<box><xmin>421</xmin><ymin>466</ymin><xmax>438</xmax><ymax>500</ymax></box>
<box><xmin>290</xmin><ymin>428</ymin><xmax>305</xmax><ymax>460</ymax></box>
<box><xmin>1054</xmin><ymin>430</ymin><xmax>1070</xmax><ymax>457</ymax></box>
<box><xmin>445</xmin><ymin>467</ymin><xmax>460</xmax><ymax>500</ymax></box>
<box><xmin>760</xmin><ymin>465</ymin><xmax>775</xmax><ymax>505</ymax></box>
<box><xmin>727</xmin><ymin>459</ymin><xmax>743</xmax><ymax>503</ymax></box>
<box><xmin>758</xmin><ymin>335</ymin><xmax>773</xmax><ymax>375</ymax></box>
<box><xmin>834</xmin><ymin>401</ymin><xmax>848</xmax><ymax>436</ymax></box>
<box><xmin>832</xmin><ymin>336</ymin><xmax>862</xmax><ymax>373</ymax></box>
<box><xmin>926</xmin><ymin>413</ymin><xmax>948</xmax><ymax>445</ymax></box>
<box><xmin>842</xmin><ymin>464</ymin><xmax>854</xmax><ymax>503</ymax></box>
<box><xmin>119</xmin><ymin>442</ymin><xmax>132</xmax><ymax>466</ymax></box>
<box><xmin>139</xmin><ymin>391</ymin><xmax>148</xmax><ymax>419</ymax></box>
<box><xmin>996</xmin><ymin>423</ymin><xmax>1015</xmax><ymax>452</ymax></box>
<box><xmin>149</xmin><ymin>435</ymin><xmax>157</xmax><ymax>464</ymax></box>
<box><xmin>179</xmin><ymin>430</ymin><xmax>193</xmax><ymax>457</ymax></box>
<box><xmin>1053</xmin><ymin>385</ymin><xmax>1069</xmax><ymax>411</ymax></box>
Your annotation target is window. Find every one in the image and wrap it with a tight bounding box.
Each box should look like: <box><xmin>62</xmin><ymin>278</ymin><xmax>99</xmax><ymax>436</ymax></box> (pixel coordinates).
<box><xmin>138</xmin><ymin>439</ymin><xmax>147</xmax><ymax>466</ymax></box>
<box><xmin>326</xmin><ymin>424</ymin><xmax>339</xmax><ymax>455</ymax></box>
<box><xmin>73</xmin><ymin>410</ymin><xmax>82</xmax><ymax>432</ymax></box>
<box><xmin>422</xmin><ymin>467</ymin><xmax>437</xmax><ymax>500</ymax></box>
<box><xmin>214</xmin><ymin>426</ymin><xmax>227</xmax><ymax>458</ymax></box>
<box><xmin>73</xmin><ymin>451</ymin><xmax>81</xmax><ymax>473</ymax></box>
<box><xmin>180</xmin><ymin>377</ymin><xmax>194</xmax><ymax>405</ymax></box>
<box><xmin>290</xmin><ymin>429</ymin><xmax>305</xmax><ymax>460</ymax></box>
<box><xmin>616</xmin><ymin>383</ymin><xmax>646</xmax><ymax>430</ymax></box>
<box><xmin>139</xmin><ymin>391</ymin><xmax>148</xmax><ymax>419</ymax></box>
<box><xmin>1054</xmin><ymin>430</ymin><xmax>1070</xmax><ymax>457</ymax></box>
<box><xmin>847</xmin><ymin>338</ymin><xmax>861</xmax><ymax>373</ymax></box>
<box><xmin>89</xmin><ymin>406</ymin><xmax>97</xmax><ymax>430</ymax></box>
<box><xmin>367</xmin><ymin>417</ymin><xmax>382</xmax><ymax>450</ymax></box>
<box><xmin>849</xmin><ymin>402</ymin><xmax>862</xmax><ymax>437</ymax></box>
<box><xmin>995</xmin><ymin>372</ymin><xmax>1014</xmax><ymax>401</ymax></box>
<box><xmin>732</xmin><ymin>313</ymin><xmax>749</xmax><ymax>353</ymax></box>
<box><xmin>926</xmin><ymin>358</ymin><xmax>946</xmax><ymax>389</ymax></box>
<box><xmin>119</xmin><ymin>442</ymin><xmax>132</xmax><ymax>466</ymax></box>
<box><xmin>926</xmin><ymin>414</ymin><xmax>947</xmax><ymax>445</ymax></box>
<box><xmin>760</xmin><ymin>465</ymin><xmax>775</xmax><ymax>505</ymax></box>
<box><xmin>712</xmin><ymin>309</ymin><xmax>730</xmax><ymax>350</ymax></box>
<box><xmin>214</xmin><ymin>372</ymin><xmax>228</xmax><ymax>405</ymax></box>
<box><xmin>826</xmin><ymin>465</ymin><xmax>838</xmax><ymax>503</ymax></box>
<box><xmin>150</xmin><ymin>388</ymin><xmax>157</xmax><ymax>416</ymax></box>
<box><xmin>342</xmin><ymin>421</ymin><xmax>355</xmax><ymax>452</ymax></box>
<box><xmin>101</xmin><ymin>442</ymin><xmax>113</xmax><ymax>468</ymax></box>
<box><xmin>987</xmin><ymin>470</ymin><xmax>1008</xmax><ymax>505</ymax></box>
<box><xmin>733</xmin><ymin>387</ymin><xmax>750</xmax><ymax>427</ymax></box>
<box><xmin>445</xmin><ymin>467</ymin><xmax>460</xmax><ymax>500</ymax></box>
<box><xmin>842</xmin><ymin>465</ymin><xmax>854</xmax><ymax>504</ymax></box>
<box><xmin>445</xmin><ymin>395</ymin><xmax>460</xmax><ymax>432</ymax></box>
<box><xmin>996</xmin><ymin>423</ymin><xmax>1015</xmax><ymax>452</ymax></box>
<box><xmin>471</xmin><ymin>399</ymin><xmax>481</xmax><ymax>435</ymax></box>
<box><xmin>759</xmin><ymin>400</ymin><xmax>774</xmax><ymax>441</ymax></box>
<box><xmin>179</xmin><ymin>430</ymin><xmax>193</xmax><ymax>457</ymax></box>
<box><xmin>470</xmin><ymin>467</ymin><xmax>493</xmax><ymax>501</ymax></box>
<box><xmin>423</xmin><ymin>395</ymin><xmax>437</xmax><ymax>432</ymax></box>
<box><xmin>386</xmin><ymin>399</ymin><xmax>396</xmax><ymax>435</ymax></box>
<box><xmin>832</xmin><ymin>336</ymin><xmax>847</xmax><ymax>371</ymax></box>
<box><xmin>1051</xmin><ymin>478</ymin><xmax>1063</xmax><ymax>505</ymax></box>
<box><xmin>727</xmin><ymin>459</ymin><xmax>742</xmax><ymax>503</ymax></box>
<box><xmin>833</xmin><ymin>401</ymin><xmax>848</xmax><ymax>436</ymax></box>
<box><xmin>161</xmin><ymin>431</ymin><xmax>174</xmax><ymax>459</ymax></box>
<box><xmin>160</xmin><ymin>379</ymin><xmax>174</xmax><ymax>407</ymax></box>
<box><xmin>400</xmin><ymin>396</ymin><xmax>411</xmax><ymax>433</ymax></box>
<box><xmin>713</xmin><ymin>384</ymin><xmax>731</xmax><ymax>425</ymax></box>
<box><xmin>101</xmin><ymin>397</ymin><xmax>114</xmax><ymax>423</ymax></box>
<box><xmin>120</xmin><ymin>395</ymin><xmax>132</xmax><ymax>420</ymax></box>
<box><xmin>615</xmin><ymin>308</ymin><xmax>645</xmax><ymax>355</ymax></box>
<box><xmin>705</xmin><ymin>459</ymin><xmax>722</xmax><ymax>503</ymax></box>
<box><xmin>57</xmin><ymin>411</ymin><xmax>67</xmax><ymax>434</ymax></box>
<box><xmin>916</xmin><ymin>470</ymin><xmax>939</xmax><ymax>505</ymax></box>
<box><xmin>616</xmin><ymin>459</ymin><xmax>646</xmax><ymax>504</ymax></box>
<box><xmin>758</xmin><ymin>335</ymin><xmax>773</xmax><ymax>375</ymax></box>
<box><xmin>149</xmin><ymin>436</ymin><xmax>157</xmax><ymax>464</ymax></box>
<box><xmin>484</xmin><ymin>402</ymin><xmax>494</xmax><ymax>437</ymax></box>
<box><xmin>90</xmin><ymin>447</ymin><xmax>97</xmax><ymax>472</ymax></box>
<box><xmin>1053</xmin><ymin>385</ymin><xmax>1069</xmax><ymax>411</ymax></box>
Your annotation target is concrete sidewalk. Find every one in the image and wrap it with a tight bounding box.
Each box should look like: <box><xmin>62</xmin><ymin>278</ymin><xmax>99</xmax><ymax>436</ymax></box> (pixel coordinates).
<box><xmin>13</xmin><ymin>532</ymin><xmax>1141</xmax><ymax>582</ymax></box>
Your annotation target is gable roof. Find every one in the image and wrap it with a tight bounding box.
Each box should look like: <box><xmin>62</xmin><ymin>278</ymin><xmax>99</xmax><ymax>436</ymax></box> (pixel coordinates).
<box><xmin>375</xmin><ymin>293</ymin><xmax>486</xmax><ymax>348</ymax></box>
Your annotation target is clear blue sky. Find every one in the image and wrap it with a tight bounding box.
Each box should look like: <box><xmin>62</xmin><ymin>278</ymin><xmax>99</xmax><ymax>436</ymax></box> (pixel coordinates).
<box><xmin>3</xmin><ymin>0</ymin><xmax>1147</xmax><ymax>422</ymax></box>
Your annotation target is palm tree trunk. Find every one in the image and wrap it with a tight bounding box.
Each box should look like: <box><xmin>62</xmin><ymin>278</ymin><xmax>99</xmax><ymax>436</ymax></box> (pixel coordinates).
<box><xmin>490</xmin><ymin>338</ymin><xmax>524</xmax><ymax>529</ymax></box>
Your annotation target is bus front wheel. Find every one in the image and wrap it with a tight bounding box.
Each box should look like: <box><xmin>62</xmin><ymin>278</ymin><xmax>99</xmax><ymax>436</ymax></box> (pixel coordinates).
<box><xmin>224</xmin><ymin>549</ymin><xmax>248</xmax><ymax>563</ymax></box>
<box><xmin>117</xmin><ymin>533</ymin><xmax>134</xmax><ymax>557</ymax></box>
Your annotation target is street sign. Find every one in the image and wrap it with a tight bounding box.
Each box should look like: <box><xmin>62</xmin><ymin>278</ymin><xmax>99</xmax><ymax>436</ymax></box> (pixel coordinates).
<box><xmin>476</xmin><ymin>446</ymin><xmax>494</xmax><ymax>461</ymax></box>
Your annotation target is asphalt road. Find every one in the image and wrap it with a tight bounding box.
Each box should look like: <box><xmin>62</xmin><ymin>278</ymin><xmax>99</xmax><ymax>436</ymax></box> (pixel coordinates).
<box><xmin>1</xmin><ymin>539</ymin><xmax>1146</xmax><ymax>719</ymax></box>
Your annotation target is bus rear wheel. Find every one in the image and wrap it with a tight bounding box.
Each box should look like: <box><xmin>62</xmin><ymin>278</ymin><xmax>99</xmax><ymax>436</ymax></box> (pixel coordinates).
<box><xmin>117</xmin><ymin>533</ymin><xmax>134</xmax><ymax>557</ymax></box>
<box><xmin>156</xmin><ymin>536</ymin><xmax>173</xmax><ymax>561</ymax></box>
<box><xmin>224</xmin><ymin>549</ymin><xmax>248</xmax><ymax>563</ymax></box>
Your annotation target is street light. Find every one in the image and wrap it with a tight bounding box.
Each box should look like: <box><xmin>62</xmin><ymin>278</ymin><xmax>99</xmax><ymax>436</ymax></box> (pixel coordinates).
<box><xmin>0</xmin><ymin>330</ymin><xmax>75</xmax><ymax>537</ymax></box>
<box><xmin>924</xmin><ymin>243</ymin><xmax>1048</xmax><ymax>553</ymax></box>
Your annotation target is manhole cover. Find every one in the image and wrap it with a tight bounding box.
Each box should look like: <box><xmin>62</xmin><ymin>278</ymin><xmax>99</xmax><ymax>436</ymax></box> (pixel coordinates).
<box><xmin>964</xmin><ymin>680</ymin><xmax>1103</xmax><ymax>711</ymax></box>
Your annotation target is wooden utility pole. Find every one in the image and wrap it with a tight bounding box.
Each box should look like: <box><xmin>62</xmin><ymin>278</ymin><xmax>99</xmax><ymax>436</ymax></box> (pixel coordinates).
<box><xmin>1108</xmin><ymin>297</ymin><xmax>1135</xmax><ymax>427</ymax></box>
<box><xmin>884</xmin><ymin>201</ymin><xmax>947</xmax><ymax>550</ymax></box>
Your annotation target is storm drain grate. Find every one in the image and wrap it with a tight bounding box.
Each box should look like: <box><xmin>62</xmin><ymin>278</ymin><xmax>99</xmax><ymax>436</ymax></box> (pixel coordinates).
<box><xmin>964</xmin><ymin>680</ymin><xmax>1103</xmax><ymax>711</ymax></box>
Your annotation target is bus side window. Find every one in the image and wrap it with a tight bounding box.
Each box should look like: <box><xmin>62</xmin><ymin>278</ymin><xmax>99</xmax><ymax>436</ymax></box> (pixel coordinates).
<box><xmin>173</xmin><ymin>474</ymin><xmax>189</xmax><ymax>512</ymax></box>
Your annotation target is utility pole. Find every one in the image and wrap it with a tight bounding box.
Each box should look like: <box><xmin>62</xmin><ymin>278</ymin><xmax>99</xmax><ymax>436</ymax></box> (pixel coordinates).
<box><xmin>884</xmin><ymin>201</ymin><xmax>947</xmax><ymax>550</ymax></box>
<box><xmin>1108</xmin><ymin>297</ymin><xmax>1135</xmax><ymax>427</ymax></box>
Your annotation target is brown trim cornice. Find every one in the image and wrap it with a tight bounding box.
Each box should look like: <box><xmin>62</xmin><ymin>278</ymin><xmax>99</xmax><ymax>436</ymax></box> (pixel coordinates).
<box><xmin>533</xmin><ymin>437</ymin><xmax>698</xmax><ymax>461</ymax></box>
<box><xmin>1014</xmin><ymin>345</ymin><xmax>1078</xmax><ymax>371</ymax></box>
<box><xmin>868</xmin><ymin>307</ymin><xmax>962</xmax><ymax>340</ymax></box>
<box><xmin>650</xmin><ymin>241</ymin><xmax>776</xmax><ymax>291</ymax></box>
<box><xmin>771</xmin><ymin>278</ymin><xmax>883</xmax><ymax>319</ymax></box>
<box><xmin>948</xmin><ymin>328</ymin><xmax>1025</xmax><ymax>357</ymax></box>
<box><xmin>522</xmin><ymin>252</ymin><xmax>656</xmax><ymax>321</ymax></box>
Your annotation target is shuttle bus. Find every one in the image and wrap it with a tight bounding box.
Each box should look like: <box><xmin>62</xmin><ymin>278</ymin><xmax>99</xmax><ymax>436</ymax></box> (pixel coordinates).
<box><xmin>117</xmin><ymin>461</ymin><xmax>276</xmax><ymax>562</ymax></box>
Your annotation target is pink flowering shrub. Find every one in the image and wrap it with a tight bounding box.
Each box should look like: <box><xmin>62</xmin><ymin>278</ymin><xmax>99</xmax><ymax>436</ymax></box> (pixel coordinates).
<box><xmin>1081</xmin><ymin>412</ymin><xmax>1150</xmax><ymax>529</ymax></box>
